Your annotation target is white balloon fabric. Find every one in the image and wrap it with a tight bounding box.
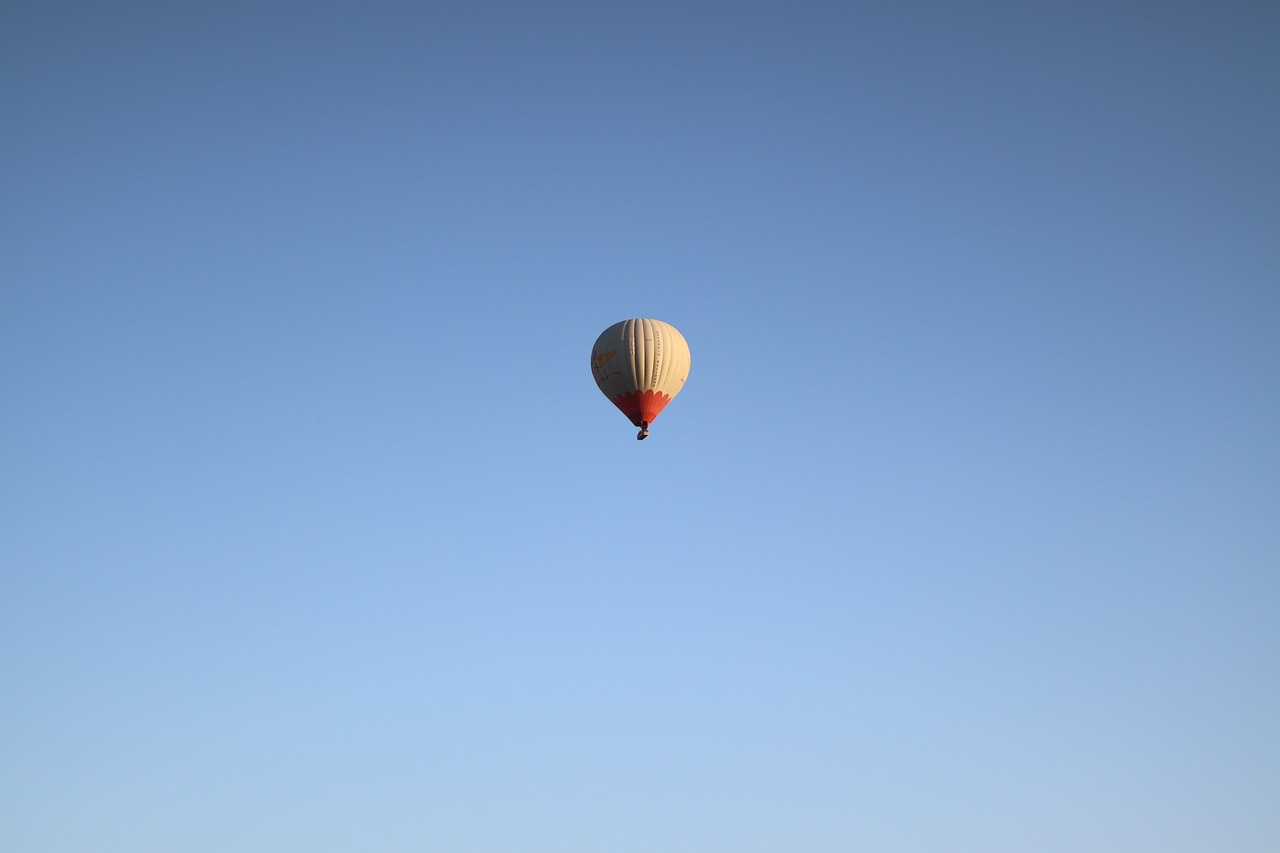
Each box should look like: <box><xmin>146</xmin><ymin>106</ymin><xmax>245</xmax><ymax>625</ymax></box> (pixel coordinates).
<box><xmin>591</xmin><ymin>318</ymin><xmax>691</xmax><ymax>439</ymax></box>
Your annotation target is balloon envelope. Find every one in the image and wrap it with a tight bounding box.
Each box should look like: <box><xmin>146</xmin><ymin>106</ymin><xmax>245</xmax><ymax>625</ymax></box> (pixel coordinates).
<box><xmin>591</xmin><ymin>318</ymin><xmax>691</xmax><ymax>432</ymax></box>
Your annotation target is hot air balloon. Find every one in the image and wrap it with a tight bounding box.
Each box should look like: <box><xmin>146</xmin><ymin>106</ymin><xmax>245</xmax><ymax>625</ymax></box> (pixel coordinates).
<box><xmin>591</xmin><ymin>318</ymin><xmax>691</xmax><ymax>440</ymax></box>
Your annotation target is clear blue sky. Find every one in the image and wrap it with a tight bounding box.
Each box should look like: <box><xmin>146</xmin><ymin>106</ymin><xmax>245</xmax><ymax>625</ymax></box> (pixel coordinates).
<box><xmin>3</xmin><ymin>2</ymin><xmax>1278</xmax><ymax>850</ymax></box>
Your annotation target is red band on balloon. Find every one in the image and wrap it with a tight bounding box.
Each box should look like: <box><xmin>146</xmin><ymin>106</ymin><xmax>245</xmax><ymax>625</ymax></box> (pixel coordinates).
<box><xmin>611</xmin><ymin>389</ymin><xmax>672</xmax><ymax>427</ymax></box>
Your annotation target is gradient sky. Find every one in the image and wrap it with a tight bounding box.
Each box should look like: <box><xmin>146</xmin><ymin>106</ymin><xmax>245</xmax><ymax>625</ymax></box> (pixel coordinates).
<box><xmin>3</xmin><ymin>2</ymin><xmax>1278</xmax><ymax>851</ymax></box>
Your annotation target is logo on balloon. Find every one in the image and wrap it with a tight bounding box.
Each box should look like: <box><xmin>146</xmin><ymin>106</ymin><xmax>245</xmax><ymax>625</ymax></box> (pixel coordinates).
<box><xmin>592</xmin><ymin>349</ymin><xmax>616</xmax><ymax>370</ymax></box>
<box><xmin>593</xmin><ymin>348</ymin><xmax>622</xmax><ymax>381</ymax></box>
